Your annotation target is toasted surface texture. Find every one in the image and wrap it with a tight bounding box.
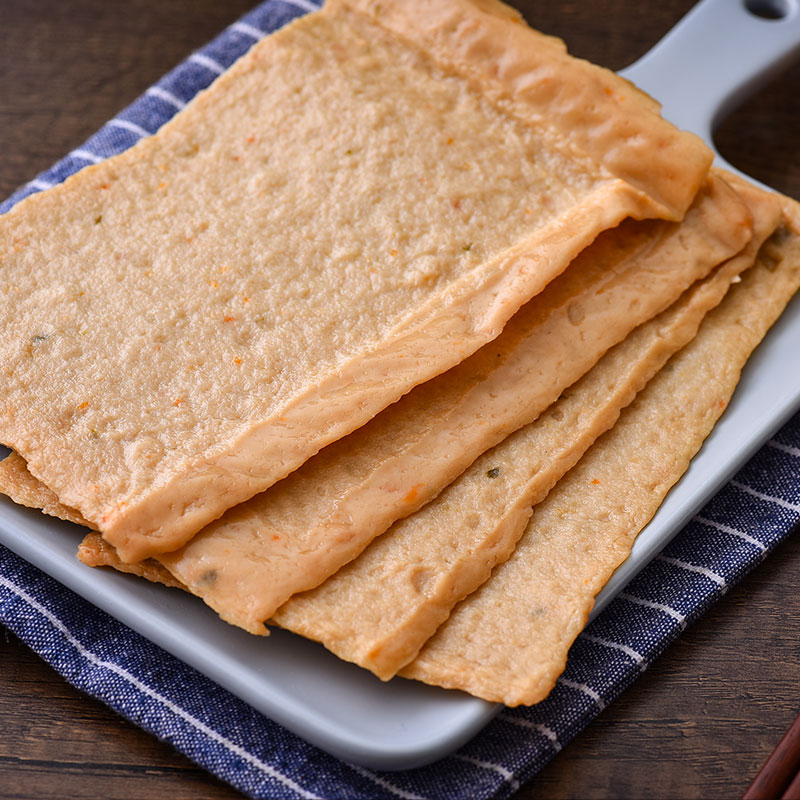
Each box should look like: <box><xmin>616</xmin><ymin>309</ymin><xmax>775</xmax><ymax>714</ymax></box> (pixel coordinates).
<box><xmin>0</xmin><ymin>0</ymin><xmax>711</xmax><ymax>563</ymax></box>
<box><xmin>273</xmin><ymin>177</ymin><xmax>781</xmax><ymax>678</ymax></box>
<box><xmin>401</xmin><ymin>191</ymin><xmax>800</xmax><ymax>705</ymax></box>
<box><xmin>0</xmin><ymin>174</ymin><xmax>748</xmax><ymax>631</ymax></box>
<box><xmin>150</xmin><ymin>173</ymin><xmax>747</xmax><ymax>632</ymax></box>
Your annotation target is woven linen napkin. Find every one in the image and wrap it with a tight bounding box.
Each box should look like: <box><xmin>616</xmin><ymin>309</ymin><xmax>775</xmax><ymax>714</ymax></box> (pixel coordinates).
<box><xmin>1</xmin><ymin>2</ymin><xmax>799</xmax><ymax>797</ymax></box>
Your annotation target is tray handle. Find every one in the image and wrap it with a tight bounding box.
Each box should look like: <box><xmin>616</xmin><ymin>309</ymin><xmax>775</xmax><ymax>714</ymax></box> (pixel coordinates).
<box><xmin>621</xmin><ymin>0</ymin><xmax>800</xmax><ymax>171</ymax></box>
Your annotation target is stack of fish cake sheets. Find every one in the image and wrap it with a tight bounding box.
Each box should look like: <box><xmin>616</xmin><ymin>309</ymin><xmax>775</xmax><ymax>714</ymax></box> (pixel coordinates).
<box><xmin>0</xmin><ymin>0</ymin><xmax>711</xmax><ymax>565</ymax></box>
<box><xmin>2</xmin><ymin>0</ymin><xmax>799</xmax><ymax>707</ymax></box>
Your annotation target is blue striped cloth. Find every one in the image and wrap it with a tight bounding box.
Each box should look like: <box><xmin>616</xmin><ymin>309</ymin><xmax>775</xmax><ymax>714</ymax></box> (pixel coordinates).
<box><xmin>1</xmin><ymin>2</ymin><xmax>798</xmax><ymax>797</ymax></box>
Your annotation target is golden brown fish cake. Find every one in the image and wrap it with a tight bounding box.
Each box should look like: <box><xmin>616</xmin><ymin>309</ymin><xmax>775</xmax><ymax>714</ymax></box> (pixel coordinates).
<box><xmin>0</xmin><ymin>0</ymin><xmax>711</xmax><ymax>563</ymax></box>
<box><xmin>0</xmin><ymin>174</ymin><xmax>750</xmax><ymax>632</ymax></box>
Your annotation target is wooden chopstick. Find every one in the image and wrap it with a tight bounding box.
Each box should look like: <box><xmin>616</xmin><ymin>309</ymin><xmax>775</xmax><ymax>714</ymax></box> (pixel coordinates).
<box><xmin>781</xmin><ymin>768</ymin><xmax>800</xmax><ymax>800</ymax></box>
<box><xmin>742</xmin><ymin>713</ymin><xmax>800</xmax><ymax>800</ymax></box>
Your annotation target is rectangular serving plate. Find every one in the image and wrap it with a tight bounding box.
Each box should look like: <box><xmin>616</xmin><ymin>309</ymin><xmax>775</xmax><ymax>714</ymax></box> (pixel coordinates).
<box><xmin>1</xmin><ymin>285</ymin><xmax>799</xmax><ymax>770</ymax></box>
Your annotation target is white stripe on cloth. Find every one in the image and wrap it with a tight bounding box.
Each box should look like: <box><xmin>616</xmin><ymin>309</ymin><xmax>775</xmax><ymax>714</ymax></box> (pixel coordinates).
<box><xmin>497</xmin><ymin>715</ymin><xmax>562</xmax><ymax>752</ymax></box>
<box><xmin>146</xmin><ymin>86</ymin><xmax>186</xmax><ymax>110</ymax></box>
<box><xmin>693</xmin><ymin>515</ymin><xmax>767</xmax><ymax>552</ymax></box>
<box><xmin>557</xmin><ymin>677</ymin><xmax>606</xmax><ymax>710</ymax></box>
<box><xmin>768</xmin><ymin>439</ymin><xmax>800</xmax><ymax>458</ymax></box>
<box><xmin>231</xmin><ymin>21</ymin><xmax>268</xmax><ymax>40</ymax></box>
<box><xmin>451</xmin><ymin>753</ymin><xmax>520</xmax><ymax>793</ymax></box>
<box><xmin>618</xmin><ymin>592</ymin><xmax>686</xmax><ymax>627</ymax></box>
<box><xmin>280</xmin><ymin>0</ymin><xmax>322</xmax><ymax>12</ymax></box>
<box><xmin>346</xmin><ymin>765</ymin><xmax>428</xmax><ymax>800</ymax></box>
<box><xmin>189</xmin><ymin>52</ymin><xmax>226</xmax><ymax>75</ymax></box>
<box><xmin>0</xmin><ymin>575</ymin><xmax>321</xmax><ymax>800</ymax></box>
<box><xmin>70</xmin><ymin>149</ymin><xmax>104</xmax><ymax>164</ymax></box>
<box><xmin>730</xmin><ymin>480</ymin><xmax>800</xmax><ymax>513</ymax></box>
<box><xmin>580</xmin><ymin>633</ymin><xmax>647</xmax><ymax>667</ymax></box>
<box><xmin>27</xmin><ymin>178</ymin><xmax>54</xmax><ymax>191</ymax></box>
<box><xmin>658</xmin><ymin>555</ymin><xmax>726</xmax><ymax>587</ymax></box>
<box><xmin>107</xmin><ymin>118</ymin><xmax>152</xmax><ymax>139</ymax></box>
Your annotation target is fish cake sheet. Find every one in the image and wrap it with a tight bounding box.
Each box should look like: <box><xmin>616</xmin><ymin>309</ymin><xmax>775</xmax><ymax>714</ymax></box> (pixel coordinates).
<box><xmin>1</xmin><ymin>175</ymin><xmax>748</xmax><ymax>631</ymax></box>
<box><xmin>0</xmin><ymin>0</ymin><xmax>711</xmax><ymax>562</ymax></box>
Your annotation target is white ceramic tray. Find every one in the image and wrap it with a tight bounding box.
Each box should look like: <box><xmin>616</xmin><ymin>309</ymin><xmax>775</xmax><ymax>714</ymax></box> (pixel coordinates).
<box><xmin>1</xmin><ymin>0</ymin><xmax>800</xmax><ymax>772</ymax></box>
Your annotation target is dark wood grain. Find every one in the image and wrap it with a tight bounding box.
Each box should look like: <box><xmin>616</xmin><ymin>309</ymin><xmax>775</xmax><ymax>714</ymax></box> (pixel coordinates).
<box><xmin>1</xmin><ymin>2</ymin><xmax>799</xmax><ymax>799</ymax></box>
<box><xmin>0</xmin><ymin>626</ymin><xmax>242</xmax><ymax>800</ymax></box>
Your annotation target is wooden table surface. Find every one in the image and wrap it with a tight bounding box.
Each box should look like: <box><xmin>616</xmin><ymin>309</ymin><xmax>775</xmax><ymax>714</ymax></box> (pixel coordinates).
<box><xmin>1</xmin><ymin>1</ymin><xmax>799</xmax><ymax>798</ymax></box>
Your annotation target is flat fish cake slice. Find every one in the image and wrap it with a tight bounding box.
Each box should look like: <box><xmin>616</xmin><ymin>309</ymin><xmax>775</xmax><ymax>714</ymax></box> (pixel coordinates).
<box><xmin>0</xmin><ymin>450</ymin><xmax>90</xmax><ymax>529</ymax></box>
<box><xmin>0</xmin><ymin>174</ymin><xmax>751</xmax><ymax>630</ymax></box>
<box><xmin>400</xmin><ymin>194</ymin><xmax>800</xmax><ymax>706</ymax></box>
<box><xmin>0</xmin><ymin>454</ymin><xmax>183</xmax><ymax>588</ymax></box>
<box><xmin>0</xmin><ymin>0</ymin><xmax>711</xmax><ymax>563</ymax></box>
<box><xmin>273</xmin><ymin>177</ymin><xmax>782</xmax><ymax>678</ymax></box>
